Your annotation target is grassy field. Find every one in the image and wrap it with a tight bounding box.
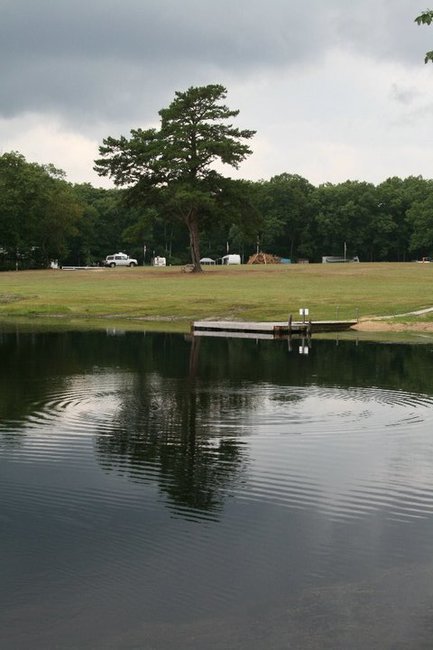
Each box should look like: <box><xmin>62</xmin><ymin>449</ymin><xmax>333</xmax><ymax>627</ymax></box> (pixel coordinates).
<box><xmin>0</xmin><ymin>263</ymin><xmax>433</xmax><ymax>329</ymax></box>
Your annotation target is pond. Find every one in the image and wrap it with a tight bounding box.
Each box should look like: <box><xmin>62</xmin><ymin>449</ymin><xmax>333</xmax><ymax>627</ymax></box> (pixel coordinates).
<box><xmin>1</xmin><ymin>327</ymin><xmax>433</xmax><ymax>649</ymax></box>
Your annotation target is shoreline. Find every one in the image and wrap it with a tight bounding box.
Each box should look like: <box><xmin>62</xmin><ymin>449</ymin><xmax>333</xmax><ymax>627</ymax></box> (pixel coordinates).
<box><xmin>2</xmin><ymin>314</ymin><xmax>433</xmax><ymax>343</ymax></box>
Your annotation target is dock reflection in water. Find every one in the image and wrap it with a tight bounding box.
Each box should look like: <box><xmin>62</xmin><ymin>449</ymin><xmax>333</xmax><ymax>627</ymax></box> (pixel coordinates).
<box><xmin>1</xmin><ymin>328</ymin><xmax>433</xmax><ymax>649</ymax></box>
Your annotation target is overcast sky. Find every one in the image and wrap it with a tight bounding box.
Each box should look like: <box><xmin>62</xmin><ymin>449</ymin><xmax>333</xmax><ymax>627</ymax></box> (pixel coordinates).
<box><xmin>1</xmin><ymin>0</ymin><xmax>433</xmax><ymax>187</ymax></box>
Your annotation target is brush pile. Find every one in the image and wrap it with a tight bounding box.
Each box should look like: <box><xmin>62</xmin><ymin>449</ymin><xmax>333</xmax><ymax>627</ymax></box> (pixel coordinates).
<box><xmin>247</xmin><ymin>252</ymin><xmax>280</xmax><ymax>264</ymax></box>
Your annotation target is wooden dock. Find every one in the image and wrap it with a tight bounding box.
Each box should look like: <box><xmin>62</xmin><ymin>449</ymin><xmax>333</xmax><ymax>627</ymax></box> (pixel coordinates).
<box><xmin>192</xmin><ymin>319</ymin><xmax>357</xmax><ymax>338</ymax></box>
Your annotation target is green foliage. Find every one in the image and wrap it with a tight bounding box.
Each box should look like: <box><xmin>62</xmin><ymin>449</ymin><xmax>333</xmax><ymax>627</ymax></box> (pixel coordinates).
<box><xmin>407</xmin><ymin>190</ymin><xmax>433</xmax><ymax>252</ymax></box>
<box><xmin>0</xmin><ymin>152</ymin><xmax>83</xmax><ymax>268</ymax></box>
<box><xmin>246</xmin><ymin>174</ymin><xmax>433</xmax><ymax>263</ymax></box>
<box><xmin>257</xmin><ymin>174</ymin><xmax>315</xmax><ymax>259</ymax></box>
<box><xmin>68</xmin><ymin>184</ymin><xmax>150</xmax><ymax>265</ymax></box>
<box><xmin>95</xmin><ymin>84</ymin><xmax>255</xmax><ymax>270</ymax></box>
<box><xmin>312</xmin><ymin>181</ymin><xmax>392</xmax><ymax>261</ymax></box>
<box><xmin>415</xmin><ymin>10</ymin><xmax>433</xmax><ymax>62</ymax></box>
<box><xmin>415</xmin><ymin>10</ymin><xmax>433</xmax><ymax>25</ymax></box>
<box><xmin>376</xmin><ymin>176</ymin><xmax>428</xmax><ymax>260</ymax></box>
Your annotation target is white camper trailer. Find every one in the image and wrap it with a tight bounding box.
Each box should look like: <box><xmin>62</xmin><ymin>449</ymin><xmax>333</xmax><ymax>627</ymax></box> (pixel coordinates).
<box><xmin>222</xmin><ymin>254</ymin><xmax>241</xmax><ymax>265</ymax></box>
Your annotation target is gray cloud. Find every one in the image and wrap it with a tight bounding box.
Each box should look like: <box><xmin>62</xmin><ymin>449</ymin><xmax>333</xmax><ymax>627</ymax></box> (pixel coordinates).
<box><xmin>1</xmin><ymin>0</ymin><xmax>433</xmax><ymax>187</ymax></box>
<box><xmin>0</xmin><ymin>0</ymin><xmax>429</xmax><ymax>125</ymax></box>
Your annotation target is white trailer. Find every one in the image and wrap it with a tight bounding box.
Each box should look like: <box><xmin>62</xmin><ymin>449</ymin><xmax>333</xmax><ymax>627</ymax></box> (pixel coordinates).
<box><xmin>222</xmin><ymin>254</ymin><xmax>241</xmax><ymax>265</ymax></box>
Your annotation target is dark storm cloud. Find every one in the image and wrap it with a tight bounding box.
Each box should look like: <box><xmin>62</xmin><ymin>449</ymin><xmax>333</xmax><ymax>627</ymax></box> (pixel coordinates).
<box><xmin>0</xmin><ymin>0</ymin><xmax>429</xmax><ymax>125</ymax></box>
<box><xmin>0</xmin><ymin>0</ymin><xmax>320</xmax><ymax>123</ymax></box>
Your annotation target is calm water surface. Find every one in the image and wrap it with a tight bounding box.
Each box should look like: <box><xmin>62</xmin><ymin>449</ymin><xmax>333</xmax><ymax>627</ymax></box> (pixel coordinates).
<box><xmin>2</xmin><ymin>328</ymin><xmax>433</xmax><ymax>649</ymax></box>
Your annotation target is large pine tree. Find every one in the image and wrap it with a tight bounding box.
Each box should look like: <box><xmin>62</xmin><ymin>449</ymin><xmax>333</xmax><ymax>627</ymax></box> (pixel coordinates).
<box><xmin>94</xmin><ymin>84</ymin><xmax>255</xmax><ymax>271</ymax></box>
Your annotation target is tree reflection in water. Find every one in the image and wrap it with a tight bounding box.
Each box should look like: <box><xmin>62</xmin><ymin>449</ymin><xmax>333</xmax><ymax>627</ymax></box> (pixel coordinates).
<box><xmin>96</xmin><ymin>336</ymin><xmax>250</xmax><ymax>519</ymax></box>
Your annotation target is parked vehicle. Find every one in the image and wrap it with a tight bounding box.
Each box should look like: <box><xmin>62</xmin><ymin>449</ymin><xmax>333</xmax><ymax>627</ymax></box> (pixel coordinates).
<box><xmin>104</xmin><ymin>253</ymin><xmax>138</xmax><ymax>267</ymax></box>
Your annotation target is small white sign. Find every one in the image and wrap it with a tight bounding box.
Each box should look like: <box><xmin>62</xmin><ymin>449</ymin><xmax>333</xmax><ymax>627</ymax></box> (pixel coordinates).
<box><xmin>299</xmin><ymin>308</ymin><xmax>309</xmax><ymax>316</ymax></box>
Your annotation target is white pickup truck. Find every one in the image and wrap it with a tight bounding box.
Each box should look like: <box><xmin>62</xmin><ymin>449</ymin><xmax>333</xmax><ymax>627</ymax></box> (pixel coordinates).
<box><xmin>104</xmin><ymin>253</ymin><xmax>138</xmax><ymax>268</ymax></box>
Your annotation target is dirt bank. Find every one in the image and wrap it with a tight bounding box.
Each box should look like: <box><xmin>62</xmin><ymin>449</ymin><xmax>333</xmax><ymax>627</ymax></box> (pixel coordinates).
<box><xmin>353</xmin><ymin>320</ymin><xmax>433</xmax><ymax>332</ymax></box>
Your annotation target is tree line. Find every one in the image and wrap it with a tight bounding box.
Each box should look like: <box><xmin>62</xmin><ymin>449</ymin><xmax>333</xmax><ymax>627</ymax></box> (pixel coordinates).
<box><xmin>2</xmin><ymin>149</ymin><xmax>433</xmax><ymax>270</ymax></box>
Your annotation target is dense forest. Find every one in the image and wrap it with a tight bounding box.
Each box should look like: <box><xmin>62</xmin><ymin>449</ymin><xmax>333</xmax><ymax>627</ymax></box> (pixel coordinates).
<box><xmin>1</xmin><ymin>150</ymin><xmax>433</xmax><ymax>270</ymax></box>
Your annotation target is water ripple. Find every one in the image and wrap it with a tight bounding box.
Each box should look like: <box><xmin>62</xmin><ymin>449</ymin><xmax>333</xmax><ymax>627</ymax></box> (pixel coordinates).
<box><xmin>2</xmin><ymin>379</ymin><xmax>433</xmax><ymax>528</ymax></box>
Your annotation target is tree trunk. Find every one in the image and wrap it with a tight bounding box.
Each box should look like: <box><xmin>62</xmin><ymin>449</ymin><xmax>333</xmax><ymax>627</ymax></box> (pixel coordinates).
<box><xmin>186</xmin><ymin>211</ymin><xmax>203</xmax><ymax>272</ymax></box>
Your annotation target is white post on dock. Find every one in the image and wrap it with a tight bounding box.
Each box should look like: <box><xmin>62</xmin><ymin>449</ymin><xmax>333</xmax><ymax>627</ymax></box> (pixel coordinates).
<box><xmin>299</xmin><ymin>308</ymin><xmax>309</xmax><ymax>324</ymax></box>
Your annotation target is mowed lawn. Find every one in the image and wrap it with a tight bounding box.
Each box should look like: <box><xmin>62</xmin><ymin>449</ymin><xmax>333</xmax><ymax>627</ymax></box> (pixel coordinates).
<box><xmin>0</xmin><ymin>263</ymin><xmax>433</xmax><ymax>325</ymax></box>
